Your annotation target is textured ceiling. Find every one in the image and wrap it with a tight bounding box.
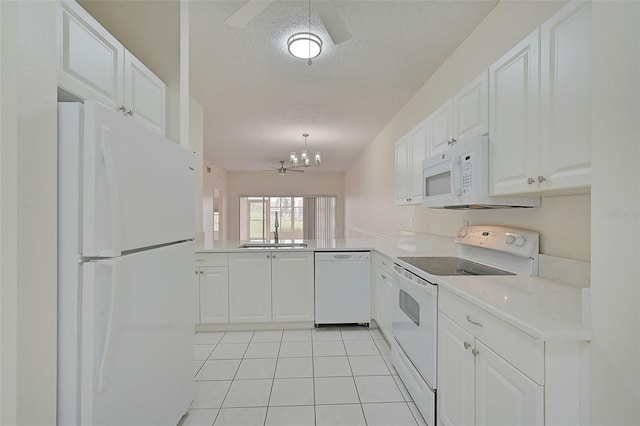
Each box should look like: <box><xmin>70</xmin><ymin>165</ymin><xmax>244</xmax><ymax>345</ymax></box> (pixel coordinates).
<box><xmin>190</xmin><ymin>0</ymin><xmax>498</xmax><ymax>173</ymax></box>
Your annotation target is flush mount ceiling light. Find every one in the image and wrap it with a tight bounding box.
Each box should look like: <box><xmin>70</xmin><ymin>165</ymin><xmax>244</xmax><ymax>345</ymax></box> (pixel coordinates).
<box><xmin>287</xmin><ymin>0</ymin><xmax>322</xmax><ymax>65</ymax></box>
<box><xmin>290</xmin><ymin>133</ymin><xmax>321</xmax><ymax>168</ymax></box>
<box><xmin>287</xmin><ymin>32</ymin><xmax>322</xmax><ymax>61</ymax></box>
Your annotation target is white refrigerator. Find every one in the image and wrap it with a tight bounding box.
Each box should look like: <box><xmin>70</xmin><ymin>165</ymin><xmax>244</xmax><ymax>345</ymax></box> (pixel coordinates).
<box><xmin>58</xmin><ymin>101</ymin><xmax>195</xmax><ymax>426</ymax></box>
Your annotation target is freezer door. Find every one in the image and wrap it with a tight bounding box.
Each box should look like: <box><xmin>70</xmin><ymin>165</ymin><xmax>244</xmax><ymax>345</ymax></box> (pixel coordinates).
<box><xmin>79</xmin><ymin>241</ymin><xmax>194</xmax><ymax>426</ymax></box>
<box><xmin>79</xmin><ymin>100</ymin><xmax>194</xmax><ymax>256</ymax></box>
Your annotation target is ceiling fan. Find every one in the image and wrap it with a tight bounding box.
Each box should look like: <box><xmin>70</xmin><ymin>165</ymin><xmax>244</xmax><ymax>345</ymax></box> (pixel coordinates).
<box><xmin>225</xmin><ymin>0</ymin><xmax>352</xmax><ymax>45</ymax></box>
<box><xmin>261</xmin><ymin>160</ymin><xmax>305</xmax><ymax>175</ymax></box>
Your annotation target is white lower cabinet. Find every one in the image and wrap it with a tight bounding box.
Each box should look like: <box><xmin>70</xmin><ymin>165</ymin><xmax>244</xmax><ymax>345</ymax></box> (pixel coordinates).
<box><xmin>195</xmin><ymin>253</ymin><xmax>229</xmax><ymax>324</ymax></box>
<box><xmin>271</xmin><ymin>252</ymin><xmax>314</xmax><ymax>322</ymax></box>
<box><xmin>438</xmin><ymin>287</ymin><xmax>588</xmax><ymax>426</ymax></box>
<box><xmin>221</xmin><ymin>251</ymin><xmax>314</xmax><ymax>324</ymax></box>
<box><xmin>228</xmin><ymin>252</ymin><xmax>272</xmax><ymax>323</ymax></box>
<box><xmin>372</xmin><ymin>252</ymin><xmax>394</xmax><ymax>340</ymax></box>
<box><xmin>438</xmin><ymin>313</ymin><xmax>543</xmax><ymax>426</ymax></box>
<box><xmin>198</xmin><ymin>267</ymin><xmax>229</xmax><ymax>324</ymax></box>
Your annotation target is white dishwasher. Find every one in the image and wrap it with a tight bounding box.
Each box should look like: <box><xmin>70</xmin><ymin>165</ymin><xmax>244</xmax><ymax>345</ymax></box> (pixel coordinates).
<box><xmin>314</xmin><ymin>251</ymin><xmax>371</xmax><ymax>326</ymax></box>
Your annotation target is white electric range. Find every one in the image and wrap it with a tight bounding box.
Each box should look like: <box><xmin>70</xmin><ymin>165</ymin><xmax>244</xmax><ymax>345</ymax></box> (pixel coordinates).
<box><xmin>390</xmin><ymin>225</ymin><xmax>540</xmax><ymax>426</ymax></box>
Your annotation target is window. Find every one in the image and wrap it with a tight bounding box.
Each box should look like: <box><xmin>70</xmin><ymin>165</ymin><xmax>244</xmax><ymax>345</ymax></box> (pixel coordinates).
<box><xmin>239</xmin><ymin>196</ymin><xmax>336</xmax><ymax>241</ymax></box>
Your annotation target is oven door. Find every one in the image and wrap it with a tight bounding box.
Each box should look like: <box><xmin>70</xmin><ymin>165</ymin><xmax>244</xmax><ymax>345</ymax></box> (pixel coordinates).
<box><xmin>392</xmin><ymin>268</ymin><xmax>437</xmax><ymax>390</ymax></box>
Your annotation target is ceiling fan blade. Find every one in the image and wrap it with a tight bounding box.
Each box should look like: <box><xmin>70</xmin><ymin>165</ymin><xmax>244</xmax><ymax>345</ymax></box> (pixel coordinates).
<box><xmin>315</xmin><ymin>1</ymin><xmax>351</xmax><ymax>45</ymax></box>
<box><xmin>225</xmin><ymin>0</ymin><xmax>274</xmax><ymax>29</ymax></box>
<box><xmin>287</xmin><ymin>169</ymin><xmax>305</xmax><ymax>172</ymax></box>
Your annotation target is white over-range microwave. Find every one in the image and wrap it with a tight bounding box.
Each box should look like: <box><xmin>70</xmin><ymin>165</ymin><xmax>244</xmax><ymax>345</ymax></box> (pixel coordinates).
<box><xmin>422</xmin><ymin>135</ymin><xmax>540</xmax><ymax>209</ymax></box>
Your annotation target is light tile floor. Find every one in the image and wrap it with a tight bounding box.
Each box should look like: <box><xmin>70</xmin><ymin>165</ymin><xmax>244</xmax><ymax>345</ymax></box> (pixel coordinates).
<box><xmin>180</xmin><ymin>326</ymin><xmax>427</xmax><ymax>426</ymax></box>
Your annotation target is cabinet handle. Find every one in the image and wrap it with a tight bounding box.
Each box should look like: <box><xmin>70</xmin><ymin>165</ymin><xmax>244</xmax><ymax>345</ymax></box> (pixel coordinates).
<box><xmin>117</xmin><ymin>105</ymin><xmax>127</xmax><ymax>114</ymax></box>
<box><xmin>527</xmin><ymin>177</ymin><xmax>536</xmax><ymax>185</ymax></box>
<box><xmin>537</xmin><ymin>175</ymin><xmax>546</xmax><ymax>183</ymax></box>
<box><xmin>382</xmin><ymin>261</ymin><xmax>387</xmax><ymax>266</ymax></box>
<box><xmin>199</xmin><ymin>270</ymin><xmax>204</xmax><ymax>274</ymax></box>
<box><xmin>466</xmin><ymin>315</ymin><xmax>483</xmax><ymax>328</ymax></box>
<box><xmin>266</xmin><ymin>254</ymin><xmax>270</xmax><ymax>259</ymax></box>
<box><xmin>472</xmin><ymin>348</ymin><xmax>480</xmax><ymax>357</ymax></box>
<box><xmin>381</xmin><ymin>274</ymin><xmax>387</xmax><ymax>280</ymax></box>
<box><xmin>272</xmin><ymin>254</ymin><xmax>276</xmax><ymax>259</ymax></box>
<box><xmin>463</xmin><ymin>341</ymin><xmax>471</xmax><ymax>349</ymax></box>
<box><xmin>194</xmin><ymin>270</ymin><xmax>198</xmax><ymax>275</ymax></box>
<box><xmin>196</xmin><ymin>259</ymin><xmax>205</xmax><ymax>262</ymax></box>
<box><xmin>126</xmin><ymin>109</ymin><xmax>134</xmax><ymax>116</ymax></box>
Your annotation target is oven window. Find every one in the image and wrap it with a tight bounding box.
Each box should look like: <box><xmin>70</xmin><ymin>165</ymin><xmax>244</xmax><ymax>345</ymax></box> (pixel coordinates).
<box><xmin>399</xmin><ymin>290</ymin><xmax>420</xmax><ymax>326</ymax></box>
<box><xmin>425</xmin><ymin>171</ymin><xmax>451</xmax><ymax>196</ymax></box>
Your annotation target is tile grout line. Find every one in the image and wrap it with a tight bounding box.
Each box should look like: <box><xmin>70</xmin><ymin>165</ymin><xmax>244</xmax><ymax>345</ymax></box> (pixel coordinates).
<box><xmin>263</xmin><ymin>333</ymin><xmax>283</xmax><ymax>426</ymax></box>
<box><xmin>342</xmin><ymin>333</ymin><xmax>368</xmax><ymax>426</ymax></box>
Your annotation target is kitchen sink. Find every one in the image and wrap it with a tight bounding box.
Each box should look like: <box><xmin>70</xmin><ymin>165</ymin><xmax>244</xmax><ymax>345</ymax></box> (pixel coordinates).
<box><xmin>238</xmin><ymin>242</ymin><xmax>308</xmax><ymax>249</ymax></box>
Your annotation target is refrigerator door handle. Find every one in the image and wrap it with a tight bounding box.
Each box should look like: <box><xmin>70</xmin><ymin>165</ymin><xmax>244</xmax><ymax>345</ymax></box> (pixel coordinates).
<box><xmin>97</xmin><ymin>258</ymin><xmax>119</xmax><ymax>393</ymax></box>
<box><xmin>100</xmin><ymin>130</ymin><xmax>122</xmax><ymax>256</ymax></box>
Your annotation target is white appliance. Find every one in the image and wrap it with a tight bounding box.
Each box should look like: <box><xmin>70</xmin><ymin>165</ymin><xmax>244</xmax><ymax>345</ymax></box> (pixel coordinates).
<box><xmin>57</xmin><ymin>101</ymin><xmax>196</xmax><ymax>426</ymax></box>
<box><xmin>391</xmin><ymin>225</ymin><xmax>539</xmax><ymax>426</ymax></box>
<box><xmin>422</xmin><ymin>135</ymin><xmax>540</xmax><ymax>209</ymax></box>
<box><xmin>314</xmin><ymin>251</ymin><xmax>371</xmax><ymax>325</ymax></box>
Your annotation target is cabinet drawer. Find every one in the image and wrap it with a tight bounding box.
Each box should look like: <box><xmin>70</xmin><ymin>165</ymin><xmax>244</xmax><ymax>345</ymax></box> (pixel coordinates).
<box><xmin>195</xmin><ymin>253</ymin><xmax>228</xmax><ymax>267</ymax></box>
<box><xmin>439</xmin><ymin>288</ymin><xmax>544</xmax><ymax>384</ymax></box>
<box><xmin>372</xmin><ymin>251</ymin><xmax>393</xmax><ymax>275</ymax></box>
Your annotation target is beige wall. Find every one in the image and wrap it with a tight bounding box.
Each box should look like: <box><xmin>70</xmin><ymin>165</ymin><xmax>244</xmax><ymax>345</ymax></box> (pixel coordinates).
<box><xmin>590</xmin><ymin>2</ymin><xmax>640</xmax><ymax>424</ymax></box>
<box><xmin>203</xmin><ymin>161</ymin><xmax>229</xmax><ymax>243</ymax></box>
<box><xmin>227</xmin><ymin>172</ymin><xmax>345</xmax><ymax>240</ymax></box>
<box><xmin>344</xmin><ymin>0</ymin><xmax>593</xmax><ymax>262</ymax></box>
<box><xmin>0</xmin><ymin>1</ymin><xmax>58</xmax><ymax>424</ymax></box>
<box><xmin>190</xmin><ymin>96</ymin><xmax>204</xmax><ymax>238</ymax></box>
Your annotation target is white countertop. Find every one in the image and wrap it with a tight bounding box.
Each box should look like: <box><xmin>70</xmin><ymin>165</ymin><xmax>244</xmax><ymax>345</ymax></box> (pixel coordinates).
<box><xmin>198</xmin><ymin>236</ymin><xmax>591</xmax><ymax>342</ymax></box>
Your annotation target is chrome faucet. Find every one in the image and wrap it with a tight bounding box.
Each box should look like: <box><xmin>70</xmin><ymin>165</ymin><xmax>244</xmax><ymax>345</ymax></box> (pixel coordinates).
<box><xmin>273</xmin><ymin>211</ymin><xmax>279</xmax><ymax>244</ymax></box>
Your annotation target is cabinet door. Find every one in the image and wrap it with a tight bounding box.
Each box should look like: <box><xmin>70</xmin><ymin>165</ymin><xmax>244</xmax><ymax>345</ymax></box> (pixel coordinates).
<box><xmin>373</xmin><ymin>266</ymin><xmax>391</xmax><ymax>338</ymax></box>
<box><xmin>382</xmin><ymin>273</ymin><xmax>394</xmax><ymax>337</ymax></box>
<box><xmin>123</xmin><ymin>50</ymin><xmax>167</xmax><ymax>136</ymax></box>
<box><xmin>199</xmin><ymin>267</ymin><xmax>229</xmax><ymax>324</ymax></box>
<box><xmin>475</xmin><ymin>340</ymin><xmax>543</xmax><ymax>426</ymax></box>
<box><xmin>489</xmin><ymin>30</ymin><xmax>540</xmax><ymax>196</ymax></box>
<box><xmin>271</xmin><ymin>252</ymin><xmax>314</xmax><ymax>322</ymax></box>
<box><xmin>437</xmin><ymin>314</ymin><xmax>475</xmax><ymax>426</ymax></box>
<box><xmin>539</xmin><ymin>1</ymin><xmax>591</xmax><ymax>191</ymax></box>
<box><xmin>429</xmin><ymin>100</ymin><xmax>454</xmax><ymax>156</ymax></box>
<box><xmin>395</xmin><ymin>136</ymin><xmax>410</xmax><ymax>205</ymax></box>
<box><xmin>228</xmin><ymin>253</ymin><xmax>272</xmax><ymax>323</ymax></box>
<box><xmin>453</xmin><ymin>71</ymin><xmax>489</xmax><ymax>142</ymax></box>
<box><xmin>409</xmin><ymin>120</ymin><xmax>429</xmax><ymax>204</ymax></box>
<box><xmin>58</xmin><ymin>0</ymin><xmax>124</xmax><ymax>109</ymax></box>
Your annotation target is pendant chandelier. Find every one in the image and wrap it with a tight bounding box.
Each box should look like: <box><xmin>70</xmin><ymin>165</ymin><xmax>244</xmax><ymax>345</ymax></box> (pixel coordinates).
<box><xmin>290</xmin><ymin>133</ymin><xmax>321</xmax><ymax>168</ymax></box>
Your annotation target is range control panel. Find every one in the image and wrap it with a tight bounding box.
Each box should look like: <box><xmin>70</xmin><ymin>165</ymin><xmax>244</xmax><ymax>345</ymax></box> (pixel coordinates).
<box><xmin>455</xmin><ymin>225</ymin><xmax>539</xmax><ymax>258</ymax></box>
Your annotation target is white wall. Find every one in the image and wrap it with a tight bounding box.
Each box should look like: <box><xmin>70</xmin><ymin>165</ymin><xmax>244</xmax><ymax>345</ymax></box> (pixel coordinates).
<box><xmin>227</xmin><ymin>172</ymin><xmax>345</xmax><ymax>240</ymax></box>
<box><xmin>203</xmin><ymin>161</ymin><xmax>229</xmax><ymax>243</ymax></box>
<box><xmin>344</xmin><ymin>0</ymin><xmax>593</xmax><ymax>262</ymax></box>
<box><xmin>590</xmin><ymin>2</ymin><xmax>640</xmax><ymax>424</ymax></box>
<box><xmin>190</xmin><ymin>96</ymin><xmax>204</xmax><ymax>240</ymax></box>
<box><xmin>0</xmin><ymin>1</ymin><xmax>58</xmax><ymax>424</ymax></box>
<box><xmin>0</xmin><ymin>2</ymin><xmax>18</xmax><ymax>423</ymax></box>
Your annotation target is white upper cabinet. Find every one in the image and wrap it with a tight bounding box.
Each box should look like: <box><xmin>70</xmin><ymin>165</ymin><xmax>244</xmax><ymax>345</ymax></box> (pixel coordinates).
<box><xmin>539</xmin><ymin>1</ymin><xmax>592</xmax><ymax>191</ymax></box>
<box><xmin>453</xmin><ymin>71</ymin><xmax>489</xmax><ymax>144</ymax></box>
<box><xmin>395</xmin><ymin>134</ymin><xmax>410</xmax><ymax>205</ymax></box>
<box><xmin>58</xmin><ymin>0</ymin><xmax>167</xmax><ymax>136</ymax></box>
<box><xmin>489</xmin><ymin>29</ymin><xmax>541</xmax><ymax>196</ymax></box>
<box><xmin>395</xmin><ymin>119</ymin><xmax>429</xmax><ymax>206</ymax></box>
<box><xmin>124</xmin><ymin>51</ymin><xmax>167</xmax><ymax>135</ymax></box>
<box><xmin>429</xmin><ymin>100</ymin><xmax>454</xmax><ymax>156</ymax></box>
<box><xmin>58</xmin><ymin>0</ymin><xmax>124</xmax><ymax>109</ymax></box>
<box><xmin>430</xmin><ymin>71</ymin><xmax>489</xmax><ymax>156</ymax></box>
<box><xmin>490</xmin><ymin>1</ymin><xmax>591</xmax><ymax>195</ymax></box>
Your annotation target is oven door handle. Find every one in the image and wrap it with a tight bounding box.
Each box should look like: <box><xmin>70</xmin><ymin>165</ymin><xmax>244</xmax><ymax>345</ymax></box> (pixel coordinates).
<box><xmin>393</xmin><ymin>269</ymin><xmax>437</xmax><ymax>296</ymax></box>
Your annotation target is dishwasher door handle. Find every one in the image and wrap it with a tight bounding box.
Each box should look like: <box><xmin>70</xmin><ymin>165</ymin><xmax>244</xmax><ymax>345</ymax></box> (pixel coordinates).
<box><xmin>333</xmin><ymin>254</ymin><xmax>353</xmax><ymax>260</ymax></box>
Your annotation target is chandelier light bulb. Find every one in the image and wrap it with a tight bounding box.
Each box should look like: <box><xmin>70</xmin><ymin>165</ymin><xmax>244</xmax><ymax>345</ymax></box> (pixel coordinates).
<box><xmin>315</xmin><ymin>151</ymin><xmax>321</xmax><ymax>165</ymax></box>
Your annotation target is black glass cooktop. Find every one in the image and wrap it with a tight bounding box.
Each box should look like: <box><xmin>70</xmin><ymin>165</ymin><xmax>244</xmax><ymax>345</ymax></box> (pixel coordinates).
<box><xmin>398</xmin><ymin>256</ymin><xmax>514</xmax><ymax>276</ymax></box>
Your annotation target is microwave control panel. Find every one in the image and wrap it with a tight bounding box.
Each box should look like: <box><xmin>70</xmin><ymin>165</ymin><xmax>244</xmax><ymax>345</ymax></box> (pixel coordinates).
<box><xmin>461</xmin><ymin>153</ymin><xmax>473</xmax><ymax>194</ymax></box>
